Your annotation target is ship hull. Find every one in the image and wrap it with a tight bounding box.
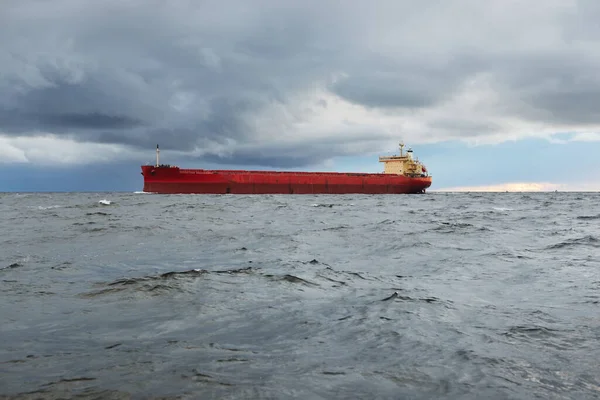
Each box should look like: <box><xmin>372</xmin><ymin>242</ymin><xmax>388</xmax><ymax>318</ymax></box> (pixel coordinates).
<box><xmin>141</xmin><ymin>166</ymin><xmax>432</xmax><ymax>194</ymax></box>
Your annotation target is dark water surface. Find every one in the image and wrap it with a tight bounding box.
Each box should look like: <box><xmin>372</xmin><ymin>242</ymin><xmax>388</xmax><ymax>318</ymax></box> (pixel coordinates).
<box><xmin>1</xmin><ymin>192</ymin><xmax>599</xmax><ymax>399</ymax></box>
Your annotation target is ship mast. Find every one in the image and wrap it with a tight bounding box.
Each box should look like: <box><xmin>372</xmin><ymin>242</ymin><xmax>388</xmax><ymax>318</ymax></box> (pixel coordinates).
<box><xmin>156</xmin><ymin>144</ymin><xmax>160</xmax><ymax>167</ymax></box>
<box><xmin>399</xmin><ymin>142</ymin><xmax>404</xmax><ymax>157</ymax></box>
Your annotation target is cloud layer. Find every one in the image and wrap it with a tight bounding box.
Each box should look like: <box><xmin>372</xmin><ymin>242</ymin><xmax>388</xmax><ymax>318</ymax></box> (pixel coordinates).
<box><xmin>2</xmin><ymin>0</ymin><xmax>600</xmax><ymax>167</ymax></box>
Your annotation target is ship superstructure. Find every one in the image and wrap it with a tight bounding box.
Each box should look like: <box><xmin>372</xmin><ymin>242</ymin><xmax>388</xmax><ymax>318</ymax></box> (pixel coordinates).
<box><xmin>379</xmin><ymin>143</ymin><xmax>428</xmax><ymax>177</ymax></box>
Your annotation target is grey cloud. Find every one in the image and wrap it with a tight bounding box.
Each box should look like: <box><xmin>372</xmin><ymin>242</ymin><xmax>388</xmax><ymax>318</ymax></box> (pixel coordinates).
<box><xmin>2</xmin><ymin>0</ymin><xmax>600</xmax><ymax>167</ymax></box>
<box><xmin>42</xmin><ymin>113</ymin><xmax>143</xmax><ymax>130</ymax></box>
<box><xmin>526</xmin><ymin>89</ymin><xmax>600</xmax><ymax>125</ymax></box>
<box><xmin>201</xmin><ymin>151</ymin><xmax>325</xmax><ymax>170</ymax></box>
<box><xmin>331</xmin><ymin>74</ymin><xmax>441</xmax><ymax>109</ymax></box>
<box><xmin>487</xmin><ymin>52</ymin><xmax>600</xmax><ymax>126</ymax></box>
<box><xmin>329</xmin><ymin>52</ymin><xmax>485</xmax><ymax>109</ymax></box>
<box><xmin>180</xmin><ymin>134</ymin><xmax>392</xmax><ymax>168</ymax></box>
<box><xmin>428</xmin><ymin>119</ymin><xmax>504</xmax><ymax>137</ymax></box>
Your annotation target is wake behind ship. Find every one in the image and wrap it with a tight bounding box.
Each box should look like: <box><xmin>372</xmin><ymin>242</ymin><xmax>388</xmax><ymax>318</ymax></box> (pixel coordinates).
<box><xmin>141</xmin><ymin>143</ymin><xmax>432</xmax><ymax>194</ymax></box>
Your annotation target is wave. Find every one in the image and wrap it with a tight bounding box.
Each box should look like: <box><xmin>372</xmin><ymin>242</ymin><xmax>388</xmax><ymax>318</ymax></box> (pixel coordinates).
<box><xmin>379</xmin><ymin>291</ymin><xmax>450</xmax><ymax>306</ymax></box>
<box><xmin>1</xmin><ymin>262</ymin><xmax>23</xmax><ymax>271</ymax></box>
<box><xmin>36</xmin><ymin>205</ymin><xmax>62</xmax><ymax>210</ymax></box>
<box><xmin>80</xmin><ymin>264</ymin><xmax>412</xmax><ymax>299</ymax></box>
<box><xmin>431</xmin><ymin>222</ymin><xmax>490</xmax><ymax>234</ymax></box>
<box><xmin>577</xmin><ymin>214</ymin><xmax>600</xmax><ymax>220</ymax></box>
<box><xmin>546</xmin><ymin>235</ymin><xmax>600</xmax><ymax>250</ymax></box>
<box><xmin>81</xmin><ymin>267</ymin><xmax>256</xmax><ymax>298</ymax></box>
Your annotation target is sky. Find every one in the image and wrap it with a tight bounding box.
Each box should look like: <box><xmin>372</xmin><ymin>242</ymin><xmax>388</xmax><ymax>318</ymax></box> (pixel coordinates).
<box><xmin>2</xmin><ymin>0</ymin><xmax>600</xmax><ymax>192</ymax></box>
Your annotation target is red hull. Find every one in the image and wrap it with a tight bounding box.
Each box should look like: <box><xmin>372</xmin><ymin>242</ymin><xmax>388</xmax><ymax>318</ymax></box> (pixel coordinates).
<box><xmin>141</xmin><ymin>165</ymin><xmax>432</xmax><ymax>194</ymax></box>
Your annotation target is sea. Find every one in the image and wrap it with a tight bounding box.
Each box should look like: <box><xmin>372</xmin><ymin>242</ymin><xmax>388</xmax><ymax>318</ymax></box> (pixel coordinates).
<box><xmin>1</xmin><ymin>191</ymin><xmax>599</xmax><ymax>400</ymax></box>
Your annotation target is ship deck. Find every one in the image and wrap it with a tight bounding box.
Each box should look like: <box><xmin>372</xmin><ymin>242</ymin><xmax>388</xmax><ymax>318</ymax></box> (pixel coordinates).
<box><xmin>173</xmin><ymin>168</ymin><xmax>429</xmax><ymax>178</ymax></box>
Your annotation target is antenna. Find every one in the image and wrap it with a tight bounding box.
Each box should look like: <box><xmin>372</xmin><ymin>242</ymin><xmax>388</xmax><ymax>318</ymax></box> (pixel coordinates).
<box><xmin>156</xmin><ymin>144</ymin><xmax>160</xmax><ymax>167</ymax></box>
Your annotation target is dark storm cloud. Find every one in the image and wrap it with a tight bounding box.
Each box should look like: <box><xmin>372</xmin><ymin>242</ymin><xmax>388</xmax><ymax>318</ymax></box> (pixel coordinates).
<box><xmin>2</xmin><ymin>0</ymin><xmax>600</xmax><ymax>166</ymax></box>
<box><xmin>0</xmin><ymin>0</ymin><xmax>346</xmax><ymax>161</ymax></box>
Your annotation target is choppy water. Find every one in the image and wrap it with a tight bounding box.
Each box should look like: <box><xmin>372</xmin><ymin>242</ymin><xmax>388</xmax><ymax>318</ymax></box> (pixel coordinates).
<box><xmin>1</xmin><ymin>192</ymin><xmax>599</xmax><ymax>399</ymax></box>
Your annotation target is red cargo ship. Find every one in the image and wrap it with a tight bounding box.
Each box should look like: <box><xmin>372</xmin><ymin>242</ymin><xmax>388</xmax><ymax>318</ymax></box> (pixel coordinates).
<box><xmin>141</xmin><ymin>143</ymin><xmax>432</xmax><ymax>194</ymax></box>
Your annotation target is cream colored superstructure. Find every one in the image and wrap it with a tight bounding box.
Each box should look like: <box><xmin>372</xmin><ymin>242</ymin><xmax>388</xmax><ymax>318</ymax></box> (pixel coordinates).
<box><xmin>379</xmin><ymin>143</ymin><xmax>428</xmax><ymax>177</ymax></box>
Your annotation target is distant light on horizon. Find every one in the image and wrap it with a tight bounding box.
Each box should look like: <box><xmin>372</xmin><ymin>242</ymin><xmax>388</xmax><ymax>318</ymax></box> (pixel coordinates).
<box><xmin>432</xmin><ymin>182</ymin><xmax>600</xmax><ymax>193</ymax></box>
